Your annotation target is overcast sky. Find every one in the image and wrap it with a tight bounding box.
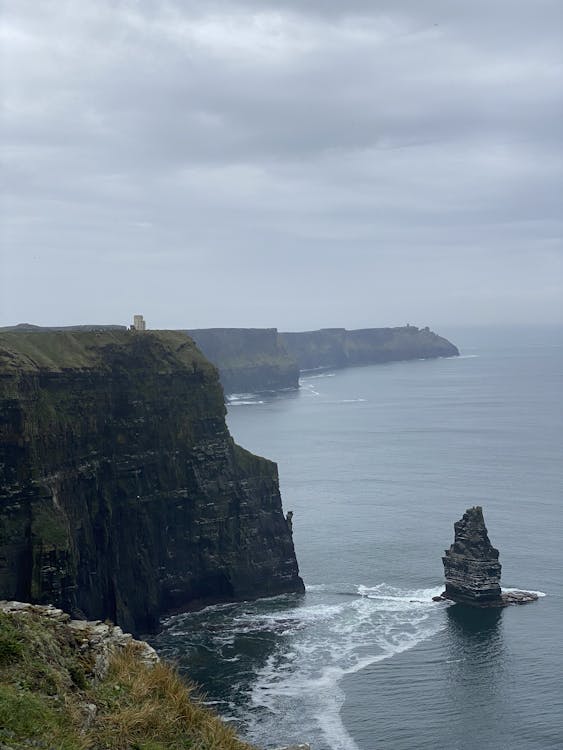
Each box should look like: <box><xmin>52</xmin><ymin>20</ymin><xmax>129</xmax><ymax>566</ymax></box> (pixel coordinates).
<box><xmin>1</xmin><ymin>0</ymin><xmax>562</xmax><ymax>330</ymax></box>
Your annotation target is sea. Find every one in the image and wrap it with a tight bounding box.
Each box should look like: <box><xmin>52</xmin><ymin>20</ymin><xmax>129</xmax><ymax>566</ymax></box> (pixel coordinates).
<box><xmin>151</xmin><ymin>327</ymin><xmax>563</xmax><ymax>750</ymax></box>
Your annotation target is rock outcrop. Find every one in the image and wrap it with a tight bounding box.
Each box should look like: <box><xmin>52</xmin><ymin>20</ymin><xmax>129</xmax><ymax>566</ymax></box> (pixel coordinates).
<box><xmin>0</xmin><ymin>330</ymin><xmax>304</xmax><ymax>635</ymax></box>
<box><xmin>280</xmin><ymin>325</ymin><xmax>459</xmax><ymax>371</ymax></box>
<box><xmin>0</xmin><ymin>600</ymin><xmax>159</xmax><ymax>680</ymax></box>
<box><xmin>187</xmin><ymin>328</ymin><xmax>299</xmax><ymax>394</ymax></box>
<box><xmin>438</xmin><ymin>506</ymin><xmax>538</xmax><ymax>607</ymax></box>
<box><xmin>0</xmin><ymin>600</ymin><xmax>256</xmax><ymax>749</ymax></box>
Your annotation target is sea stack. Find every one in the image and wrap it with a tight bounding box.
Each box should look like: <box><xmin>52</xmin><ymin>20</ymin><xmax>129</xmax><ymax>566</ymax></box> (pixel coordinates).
<box><xmin>437</xmin><ymin>506</ymin><xmax>538</xmax><ymax>607</ymax></box>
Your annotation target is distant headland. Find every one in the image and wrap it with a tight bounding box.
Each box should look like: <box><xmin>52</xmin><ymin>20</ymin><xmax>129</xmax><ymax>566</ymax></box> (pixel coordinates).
<box><xmin>188</xmin><ymin>325</ymin><xmax>459</xmax><ymax>394</ymax></box>
<box><xmin>0</xmin><ymin>322</ymin><xmax>460</xmax><ymax>395</ymax></box>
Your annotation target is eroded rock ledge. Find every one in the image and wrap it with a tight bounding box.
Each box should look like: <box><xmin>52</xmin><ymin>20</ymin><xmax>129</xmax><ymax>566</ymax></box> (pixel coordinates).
<box><xmin>434</xmin><ymin>506</ymin><xmax>538</xmax><ymax>607</ymax></box>
<box><xmin>0</xmin><ymin>600</ymin><xmax>158</xmax><ymax>680</ymax></box>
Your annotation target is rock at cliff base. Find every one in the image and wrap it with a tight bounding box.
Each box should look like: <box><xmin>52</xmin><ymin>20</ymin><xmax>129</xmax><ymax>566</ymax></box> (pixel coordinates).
<box><xmin>438</xmin><ymin>506</ymin><xmax>538</xmax><ymax>607</ymax></box>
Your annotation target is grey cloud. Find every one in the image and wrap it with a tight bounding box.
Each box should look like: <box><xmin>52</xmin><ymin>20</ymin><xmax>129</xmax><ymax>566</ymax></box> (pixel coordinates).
<box><xmin>1</xmin><ymin>0</ymin><xmax>562</xmax><ymax>328</ymax></box>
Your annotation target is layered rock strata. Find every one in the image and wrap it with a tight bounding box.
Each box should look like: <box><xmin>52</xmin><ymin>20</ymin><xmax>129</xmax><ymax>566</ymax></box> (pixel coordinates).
<box><xmin>438</xmin><ymin>506</ymin><xmax>538</xmax><ymax>607</ymax></box>
<box><xmin>0</xmin><ymin>330</ymin><xmax>304</xmax><ymax>635</ymax></box>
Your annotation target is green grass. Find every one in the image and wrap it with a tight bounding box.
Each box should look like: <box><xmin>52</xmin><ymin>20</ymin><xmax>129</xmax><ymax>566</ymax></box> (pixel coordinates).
<box><xmin>0</xmin><ymin>330</ymin><xmax>212</xmax><ymax>374</ymax></box>
<box><xmin>0</xmin><ymin>608</ymin><xmax>257</xmax><ymax>750</ymax></box>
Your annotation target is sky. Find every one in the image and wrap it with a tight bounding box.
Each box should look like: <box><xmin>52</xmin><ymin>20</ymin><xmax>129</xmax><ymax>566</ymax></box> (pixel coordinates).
<box><xmin>1</xmin><ymin>0</ymin><xmax>562</xmax><ymax>331</ymax></box>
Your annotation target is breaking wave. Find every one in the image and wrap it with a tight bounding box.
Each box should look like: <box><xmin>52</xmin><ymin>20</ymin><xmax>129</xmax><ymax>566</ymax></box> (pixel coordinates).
<box><xmin>156</xmin><ymin>583</ymin><xmax>446</xmax><ymax>750</ymax></box>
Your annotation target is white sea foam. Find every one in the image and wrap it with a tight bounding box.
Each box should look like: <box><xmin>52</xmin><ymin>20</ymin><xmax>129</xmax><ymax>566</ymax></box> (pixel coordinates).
<box><xmin>228</xmin><ymin>400</ymin><xmax>265</xmax><ymax>406</ymax></box>
<box><xmin>300</xmin><ymin>372</ymin><xmax>336</xmax><ymax>380</ymax></box>
<box><xmin>502</xmin><ymin>587</ymin><xmax>546</xmax><ymax>597</ymax></box>
<box><xmin>301</xmin><ymin>382</ymin><xmax>321</xmax><ymax>396</ymax></box>
<box><xmin>305</xmin><ymin>583</ymin><xmax>329</xmax><ymax>592</ymax></box>
<box><xmin>242</xmin><ymin>583</ymin><xmax>445</xmax><ymax>750</ymax></box>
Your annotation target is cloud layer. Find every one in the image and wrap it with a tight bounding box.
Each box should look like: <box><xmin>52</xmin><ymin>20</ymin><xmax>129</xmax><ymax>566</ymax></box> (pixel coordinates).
<box><xmin>2</xmin><ymin>0</ymin><xmax>562</xmax><ymax>328</ymax></box>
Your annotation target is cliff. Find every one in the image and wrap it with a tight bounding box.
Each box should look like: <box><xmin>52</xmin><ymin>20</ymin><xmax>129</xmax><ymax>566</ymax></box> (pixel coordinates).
<box><xmin>0</xmin><ymin>600</ymin><xmax>254</xmax><ymax>749</ymax></box>
<box><xmin>1</xmin><ymin>324</ymin><xmax>459</xmax><ymax>396</ymax></box>
<box><xmin>186</xmin><ymin>328</ymin><xmax>299</xmax><ymax>394</ymax></box>
<box><xmin>280</xmin><ymin>326</ymin><xmax>459</xmax><ymax>371</ymax></box>
<box><xmin>0</xmin><ymin>330</ymin><xmax>303</xmax><ymax>635</ymax></box>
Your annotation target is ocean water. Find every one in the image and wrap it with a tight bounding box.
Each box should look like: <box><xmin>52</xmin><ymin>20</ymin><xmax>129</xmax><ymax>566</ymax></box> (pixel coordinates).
<box><xmin>152</xmin><ymin>327</ymin><xmax>563</xmax><ymax>750</ymax></box>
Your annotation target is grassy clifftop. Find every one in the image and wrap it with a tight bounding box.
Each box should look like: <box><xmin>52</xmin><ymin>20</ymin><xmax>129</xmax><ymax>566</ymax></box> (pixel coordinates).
<box><xmin>0</xmin><ymin>601</ymin><xmax>255</xmax><ymax>750</ymax></box>
<box><xmin>0</xmin><ymin>330</ymin><xmax>214</xmax><ymax>374</ymax></box>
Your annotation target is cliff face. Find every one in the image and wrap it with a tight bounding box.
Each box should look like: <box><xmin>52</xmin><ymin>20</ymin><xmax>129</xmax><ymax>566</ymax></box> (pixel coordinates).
<box><xmin>280</xmin><ymin>326</ymin><xmax>459</xmax><ymax>371</ymax></box>
<box><xmin>0</xmin><ymin>331</ymin><xmax>303</xmax><ymax>635</ymax></box>
<box><xmin>186</xmin><ymin>328</ymin><xmax>299</xmax><ymax>394</ymax></box>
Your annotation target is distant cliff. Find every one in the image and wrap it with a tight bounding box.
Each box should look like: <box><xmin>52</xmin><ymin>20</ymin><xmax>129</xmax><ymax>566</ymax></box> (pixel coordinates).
<box><xmin>186</xmin><ymin>328</ymin><xmax>299</xmax><ymax>394</ymax></box>
<box><xmin>2</xmin><ymin>324</ymin><xmax>459</xmax><ymax>398</ymax></box>
<box><xmin>0</xmin><ymin>323</ymin><xmax>127</xmax><ymax>332</ymax></box>
<box><xmin>280</xmin><ymin>326</ymin><xmax>459</xmax><ymax>371</ymax></box>
<box><xmin>186</xmin><ymin>325</ymin><xmax>458</xmax><ymax>394</ymax></box>
<box><xmin>0</xmin><ymin>330</ymin><xmax>303</xmax><ymax>635</ymax></box>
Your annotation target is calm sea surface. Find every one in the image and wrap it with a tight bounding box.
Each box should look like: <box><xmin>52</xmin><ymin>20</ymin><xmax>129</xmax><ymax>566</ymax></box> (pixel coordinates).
<box><xmin>152</xmin><ymin>327</ymin><xmax>563</xmax><ymax>750</ymax></box>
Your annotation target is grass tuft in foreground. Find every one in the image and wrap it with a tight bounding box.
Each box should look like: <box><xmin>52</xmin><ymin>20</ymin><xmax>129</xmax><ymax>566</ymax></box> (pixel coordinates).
<box><xmin>0</xmin><ymin>607</ymin><xmax>256</xmax><ymax>750</ymax></box>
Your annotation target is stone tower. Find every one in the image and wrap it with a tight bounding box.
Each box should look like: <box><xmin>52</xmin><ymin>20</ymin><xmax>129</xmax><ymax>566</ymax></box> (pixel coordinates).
<box><xmin>133</xmin><ymin>314</ymin><xmax>146</xmax><ymax>331</ymax></box>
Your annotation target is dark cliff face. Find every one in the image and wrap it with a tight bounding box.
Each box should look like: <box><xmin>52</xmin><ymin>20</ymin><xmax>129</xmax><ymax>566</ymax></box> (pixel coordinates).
<box><xmin>442</xmin><ymin>506</ymin><xmax>502</xmax><ymax>604</ymax></box>
<box><xmin>0</xmin><ymin>330</ymin><xmax>303</xmax><ymax>635</ymax></box>
<box><xmin>280</xmin><ymin>326</ymin><xmax>459</xmax><ymax>371</ymax></box>
<box><xmin>280</xmin><ymin>329</ymin><xmax>348</xmax><ymax>371</ymax></box>
<box><xmin>186</xmin><ymin>328</ymin><xmax>299</xmax><ymax>395</ymax></box>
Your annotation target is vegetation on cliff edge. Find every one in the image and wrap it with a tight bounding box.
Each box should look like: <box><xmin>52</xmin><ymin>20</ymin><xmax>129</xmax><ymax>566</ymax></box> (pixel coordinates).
<box><xmin>0</xmin><ymin>607</ymin><xmax>255</xmax><ymax>750</ymax></box>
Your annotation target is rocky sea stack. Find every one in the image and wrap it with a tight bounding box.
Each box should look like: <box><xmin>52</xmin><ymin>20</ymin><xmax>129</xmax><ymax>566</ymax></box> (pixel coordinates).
<box><xmin>437</xmin><ymin>506</ymin><xmax>538</xmax><ymax>607</ymax></box>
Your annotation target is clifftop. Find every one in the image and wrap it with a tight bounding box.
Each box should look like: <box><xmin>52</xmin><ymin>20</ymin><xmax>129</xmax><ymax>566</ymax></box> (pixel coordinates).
<box><xmin>0</xmin><ymin>329</ymin><xmax>213</xmax><ymax>373</ymax></box>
